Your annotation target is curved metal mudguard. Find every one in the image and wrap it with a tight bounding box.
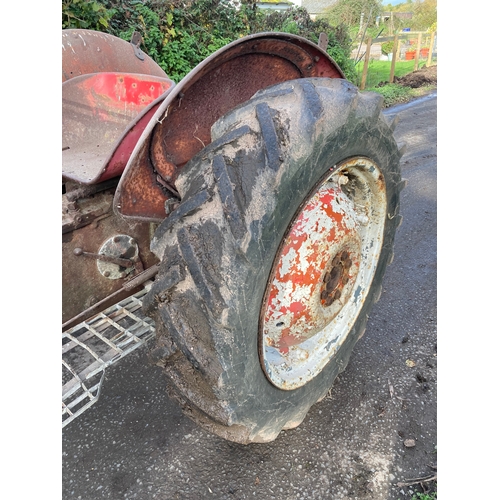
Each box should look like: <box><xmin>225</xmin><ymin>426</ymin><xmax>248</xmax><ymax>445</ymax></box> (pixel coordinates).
<box><xmin>62</xmin><ymin>29</ymin><xmax>175</xmax><ymax>185</ymax></box>
<box><xmin>62</xmin><ymin>72</ymin><xmax>175</xmax><ymax>185</ymax></box>
<box><xmin>62</xmin><ymin>29</ymin><xmax>168</xmax><ymax>82</ymax></box>
<box><xmin>113</xmin><ymin>32</ymin><xmax>345</xmax><ymax>222</ymax></box>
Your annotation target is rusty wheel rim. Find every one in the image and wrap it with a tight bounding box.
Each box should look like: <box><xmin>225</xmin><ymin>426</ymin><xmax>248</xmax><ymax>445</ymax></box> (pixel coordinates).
<box><xmin>259</xmin><ymin>157</ymin><xmax>387</xmax><ymax>390</ymax></box>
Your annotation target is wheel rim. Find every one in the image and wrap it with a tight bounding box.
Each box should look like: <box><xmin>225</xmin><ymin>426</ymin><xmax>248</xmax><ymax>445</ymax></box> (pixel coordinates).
<box><xmin>259</xmin><ymin>157</ymin><xmax>387</xmax><ymax>390</ymax></box>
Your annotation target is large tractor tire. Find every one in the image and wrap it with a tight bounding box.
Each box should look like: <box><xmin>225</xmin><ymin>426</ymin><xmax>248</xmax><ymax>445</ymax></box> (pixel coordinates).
<box><xmin>142</xmin><ymin>77</ymin><xmax>404</xmax><ymax>444</ymax></box>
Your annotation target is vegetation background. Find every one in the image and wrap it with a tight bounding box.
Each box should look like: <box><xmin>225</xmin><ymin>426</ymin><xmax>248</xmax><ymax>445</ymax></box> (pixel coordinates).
<box><xmin>61</xmin><ymin>0</ymin><xmax>436</xmax><ymax>88</ymax></box>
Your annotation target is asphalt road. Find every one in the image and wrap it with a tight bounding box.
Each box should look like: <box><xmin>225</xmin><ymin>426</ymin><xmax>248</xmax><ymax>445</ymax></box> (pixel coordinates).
<box><xmin>62</xmin><ymin>91</ymin><xmax>437</xmax><ymax>500</ymax></box>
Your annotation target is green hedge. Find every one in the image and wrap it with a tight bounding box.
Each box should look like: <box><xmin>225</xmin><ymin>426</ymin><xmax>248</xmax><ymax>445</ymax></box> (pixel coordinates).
<box><xmin>62</xmin><ymin>0</ymin><xmax>356</xmax><ymax>82</ymax></box>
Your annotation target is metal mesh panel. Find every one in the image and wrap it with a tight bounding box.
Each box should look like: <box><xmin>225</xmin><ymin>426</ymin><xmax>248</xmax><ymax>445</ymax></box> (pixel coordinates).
<box><xmin>62</xmin><ymin>288</ymin><xmax>155</xmax><ymax>428</ymax></box>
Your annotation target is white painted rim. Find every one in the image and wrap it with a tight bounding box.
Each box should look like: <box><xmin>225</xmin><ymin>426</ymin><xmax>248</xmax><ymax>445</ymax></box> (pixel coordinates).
<box><xmin>260</xmin><ymin>158</ymin><xmax>387</xmax><ymax>390</ymax></box>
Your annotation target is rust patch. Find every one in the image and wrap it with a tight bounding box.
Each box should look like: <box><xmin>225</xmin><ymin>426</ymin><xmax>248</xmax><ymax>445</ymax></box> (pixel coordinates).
<box><xmin>116</xmin><ymin>33</ymin><xmax>344</xmax><ymax>221</ymax></box>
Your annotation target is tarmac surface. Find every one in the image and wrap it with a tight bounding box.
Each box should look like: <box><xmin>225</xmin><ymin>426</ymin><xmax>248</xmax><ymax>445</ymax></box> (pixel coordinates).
<box><xmin>62</xmin><ymin>92</ymin><xmax>437</xmax><ymax>500</ymax></box>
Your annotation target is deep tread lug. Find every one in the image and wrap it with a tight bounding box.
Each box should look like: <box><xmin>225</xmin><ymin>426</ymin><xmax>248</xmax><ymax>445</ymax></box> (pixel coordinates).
<box><xmin>255</xmin><ymin>102</ymin><xmax>281</xmax><ymax>171</ymax></box>
<box><xmin>177</xmin><ymin>227</ymin><xmax>225</xmax><ymax>314</ymax></box>
<box><xmin>152</xmin><ymin>190</ymin><xmax>211</xmax><ymax>256</ymax></box>
<box><xmin>213</xmin><ymin>154</ymin><xmax>246</xmax><ymax>242</ymax></box>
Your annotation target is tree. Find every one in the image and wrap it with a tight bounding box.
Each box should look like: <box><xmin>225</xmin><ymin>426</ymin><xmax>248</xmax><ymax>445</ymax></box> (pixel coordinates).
<box><xmin>386</xmin><ymin>0</ymin><xmax>437</xmax><ymax>31</ymax></box>
<box><xmin>411</xmin><ymin>0</ymin><xmax>437</xmax><ymax>31</ymax></box>
<box><xmin>322</xmin><ymin>0</ymin><xmax>383</xmax><ymax>32</ymax></box>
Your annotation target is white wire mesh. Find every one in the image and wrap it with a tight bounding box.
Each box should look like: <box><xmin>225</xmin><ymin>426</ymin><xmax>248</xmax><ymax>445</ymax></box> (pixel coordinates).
<box><xmin>62</xmin><ymin>288</ymin><xmax>155</xmax><ymax>428</ymax></box>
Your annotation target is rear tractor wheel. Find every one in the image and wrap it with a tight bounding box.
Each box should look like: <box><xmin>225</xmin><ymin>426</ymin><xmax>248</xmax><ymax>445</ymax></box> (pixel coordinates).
<box><xmin>143</xmin><ymin>77</ymin><xmax>404</xmax><ymax>444</ymax></box>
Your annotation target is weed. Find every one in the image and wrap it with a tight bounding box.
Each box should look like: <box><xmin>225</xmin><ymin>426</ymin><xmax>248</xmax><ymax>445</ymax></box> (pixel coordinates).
<box><xmin>366</xmin><ymin>83</ymin><xmax>435</xmax><ymax>107</ymax></box>
<box><xmin>368</xmin><ymin>83</ymin><xmax>413</xmax><ymax>106</ymax></box>
<box><xmin>411</xmin><ymin>492</ymin><xmax>437</xmax><ymax>500</ymax></box>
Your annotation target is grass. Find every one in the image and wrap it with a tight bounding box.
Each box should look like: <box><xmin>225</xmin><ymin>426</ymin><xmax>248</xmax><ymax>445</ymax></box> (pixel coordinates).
<box><xmin>353</xmin><ymin>58</ymin><xmax>437</xmax><ymax>107</ymax></box>
<box><xmin>354</xmin><ymin>59</ymin><xmax>427</xmax><ymax>88</ymax></box>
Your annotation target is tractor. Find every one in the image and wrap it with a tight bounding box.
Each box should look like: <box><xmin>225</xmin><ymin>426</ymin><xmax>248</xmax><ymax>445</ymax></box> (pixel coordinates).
<box><xmin>62</xmin><ymin>28</ymin><xmax>404</xmax><ymax>444</ymax></box>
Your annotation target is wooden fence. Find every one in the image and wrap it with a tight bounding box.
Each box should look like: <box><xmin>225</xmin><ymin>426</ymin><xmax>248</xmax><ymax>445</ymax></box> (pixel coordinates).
<box><xmin>356</xmin><ymin>31</ymin><xmax>437</xmax><ymax>90</ymax></box>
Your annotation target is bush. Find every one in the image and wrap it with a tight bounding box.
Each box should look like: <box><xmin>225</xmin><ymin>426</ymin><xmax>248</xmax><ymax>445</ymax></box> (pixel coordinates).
<box><xmin>381</xmin><ymin>41</ymin><xmax>394</xmax><ymax>55</ymax></box>
<box><xmin>370</xmin><ymin>83</ymin><xmax>413</xmax><ymax>107</ymax></box>
<box><xmin>62</xmin><ymin>0</ymin><xmax>115</xmax><ymax>30</ymax></box>
<box><xmin>61</xmin><ymin>0</ymin><xmax>356</xmax><ymax>82</ymax></box>
<box><xmin>258</xmin><ymin>7</ymin><xmax>356</xmax><ymax>81</ymax></box>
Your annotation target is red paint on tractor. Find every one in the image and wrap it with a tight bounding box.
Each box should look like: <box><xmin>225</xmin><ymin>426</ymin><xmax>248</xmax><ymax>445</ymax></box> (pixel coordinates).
<box><xmin>62</xmin><ymin>72</ymin><xmax>174</xmax><ymax>185</ymax></box>
<box><xmin>264</xmin><ymin>184</ymin><xmax>358</xmax><ymax>350</ymax></box>
<box><xmin>83</xmin><ymin>73</ymin><xmax>167</xmax><ymax>108</ymax></box>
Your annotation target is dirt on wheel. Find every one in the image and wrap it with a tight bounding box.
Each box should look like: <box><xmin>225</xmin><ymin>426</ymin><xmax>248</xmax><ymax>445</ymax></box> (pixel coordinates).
<box><xmin>395</xmin><ymin>64</ymin><xmax>437</xmax><ymax>88</ymax></box>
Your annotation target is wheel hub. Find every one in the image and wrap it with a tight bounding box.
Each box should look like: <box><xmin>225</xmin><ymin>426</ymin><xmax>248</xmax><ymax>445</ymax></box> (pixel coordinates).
<box><xmin>259</xmin><ymin>158</ymin><xmax>387</xmax><ymax>390</ymax></box>
<box><xmin>320</xmin><ymin>249</ymin><xmax>355</xmax><ymax>308</ymax></box>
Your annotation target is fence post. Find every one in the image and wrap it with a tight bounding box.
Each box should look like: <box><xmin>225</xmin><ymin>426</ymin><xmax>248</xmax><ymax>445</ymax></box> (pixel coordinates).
<box><xmin>360</xmin><ymin>37</ymin><xmax>372</xmax><ymax>90</ymax></box>
<box><xmin>389</xmin><ymin>34</ymin><xmax>398</xmax><ymax>83</ymax></box>
<box><xmin>414</xmin><ymin>32</ymin><xmax>422</xmax><ymax>71</ymax></box>
<box><xmin>427</xmin><ymin>31</ymin><xmax>436</xmax><ymax>66</ymax></box>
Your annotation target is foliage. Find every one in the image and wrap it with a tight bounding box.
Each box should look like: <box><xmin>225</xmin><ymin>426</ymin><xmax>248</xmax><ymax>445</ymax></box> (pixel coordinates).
<box><xmin>369</xmin><ymin>81</ymin><xmax>436</xmax><ymax>108</ymax></box>
<box><xmin>381</xmin><ymin>40</ymin><xmax>394</xmax><ymax>54</ymax></box>
<box><xmin>363</xmin><ymin>58</ymin><xmax>436</xmax><ymax>108</ymax></box>
<box><xmin>409</xmin><ymin>0</ymin><xmax>437</xmax><ymax>31</ymax></box>
<box><xmin>62</xmin><ymin>0</ymin><xmax>116</xmax><ymax>29</ymax></box>
<box><xmin>410</xmin><ymin>492</ymin><xmax>437</xmax><ymax>500</ymax></box>
<box><xmin>368</xmin><ymin>83</ymin><xmax>412</xmax><ymax>106</ymax></box>
<box><xmin>258</xmin><ymin>7</ymin><xmax>356</xmax><ymax>81</ymax></box>
<box><xmin>321</xmin><ymin>0</ymin><xmax>383</xmax><ymax>36</ymax></box>
<box><xmin>61</xmin><ymin>0</ymin><xmax>356</xmax><ymax>83</ymax></box>
<box><xmin>384</xmin><ymin>0</ymin><xmax>437</xmax><ymax>32</ymax></box>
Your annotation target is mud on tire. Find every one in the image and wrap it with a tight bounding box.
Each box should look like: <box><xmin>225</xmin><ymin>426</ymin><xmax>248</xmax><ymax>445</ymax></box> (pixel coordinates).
<box><xmin>143</xmin><ymin>77</ymin><xmax>404</xmax><ymax>444</ymax></box>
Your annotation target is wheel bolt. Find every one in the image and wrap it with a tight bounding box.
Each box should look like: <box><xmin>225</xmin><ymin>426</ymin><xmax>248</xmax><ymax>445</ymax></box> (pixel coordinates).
<box><xmin>327</xmin><ymin>267</ymin><xmax>341</xmax><ymax>291</ymax></box>
<box><xmin>325</xmin><ymin>295</ymin><xmax>335</xmax><ymax>306</ymax></box>
<box><xmin>321</xmin><ymin>250</ymin><xmax>355</xmax><ymax>307</ymax></box>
